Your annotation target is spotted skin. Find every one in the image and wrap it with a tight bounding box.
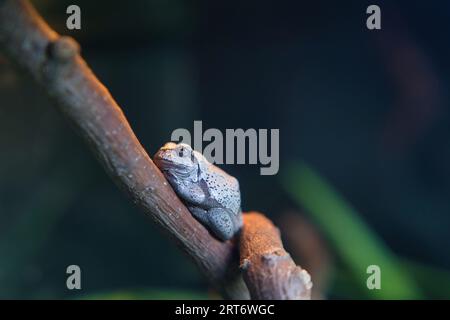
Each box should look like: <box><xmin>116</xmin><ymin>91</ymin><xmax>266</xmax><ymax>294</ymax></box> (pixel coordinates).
<box><xmin>154</xmin><ymin>142</ymin><xmax>242</xmax><ymax>241</ymax></box>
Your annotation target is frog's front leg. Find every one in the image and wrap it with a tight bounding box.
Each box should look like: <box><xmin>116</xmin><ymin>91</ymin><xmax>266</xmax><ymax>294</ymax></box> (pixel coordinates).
<box><xmin>172</xmin><ymin>181</ymin><xmax>205</xmax><ymax>206</ymax></box>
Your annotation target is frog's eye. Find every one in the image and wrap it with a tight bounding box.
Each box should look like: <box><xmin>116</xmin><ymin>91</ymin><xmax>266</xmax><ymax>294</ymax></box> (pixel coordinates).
<box><xmin>178</xmin><ymin>147</ymin><xmax>185</xmax><ymax>157</ymax></box>
<box><xmin>191</xmin><ymin>151</ymin><xmax>195</xmax><ymax>162</ymax></box>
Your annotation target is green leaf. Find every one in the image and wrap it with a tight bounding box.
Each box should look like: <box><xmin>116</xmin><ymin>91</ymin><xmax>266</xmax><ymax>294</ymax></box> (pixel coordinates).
<box><xmin>77</xmin><ymin>288</ymin><xmax>209</xmax><ymax>300</ymax></box>
<box><xmin>282</xmin><ymin>162</ymin><xmax>422</xmax><ymax>299</ymax></box>
<box><xmin>400</xmin><ymin>259</ymin><xmax>450</xmax><ymax>299</ymax></box>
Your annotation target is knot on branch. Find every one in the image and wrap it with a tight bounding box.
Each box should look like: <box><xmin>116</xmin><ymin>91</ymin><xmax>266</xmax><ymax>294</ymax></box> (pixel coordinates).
<box><xmin>47</xmin><ymin>36</ymin><xmax>79</xmax><ymax>62</ymax></box>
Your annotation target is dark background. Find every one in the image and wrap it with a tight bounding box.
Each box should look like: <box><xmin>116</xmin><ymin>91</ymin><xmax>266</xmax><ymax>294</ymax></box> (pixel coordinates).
<box><xmin>0</xmin><ymin>0</ymin><xmax>449</xmax><ymax>299</ymax></box>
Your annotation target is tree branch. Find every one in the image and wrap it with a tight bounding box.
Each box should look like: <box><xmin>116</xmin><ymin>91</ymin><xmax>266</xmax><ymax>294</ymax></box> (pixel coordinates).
<box><xmin>0</xmin><ymin>0</ymin><xmax>245</xmax><ymax>299</ymax></box>
<box><xmin>240</xmin><ymin>213</ymin><xmax>312</xmax><ymax>299</ymax></box>
<box><xmin>0</xmin><ymin>0</ymin><xmax>312</xmax><ymax>300</ymax></box>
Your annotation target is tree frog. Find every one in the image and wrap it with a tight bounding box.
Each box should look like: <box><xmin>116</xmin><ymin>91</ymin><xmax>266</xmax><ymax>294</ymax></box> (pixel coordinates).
<box><xmin>154</xmin><ymin>142</ymin><xmax>242</xmax><ymax>241</ymax></box>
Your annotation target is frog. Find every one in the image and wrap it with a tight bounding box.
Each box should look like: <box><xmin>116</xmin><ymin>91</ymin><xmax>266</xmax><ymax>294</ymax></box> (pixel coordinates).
<box><xmin>154</xmin><ymin>142</ymin><xmax>242</xmax><ymax>241</ymax></box>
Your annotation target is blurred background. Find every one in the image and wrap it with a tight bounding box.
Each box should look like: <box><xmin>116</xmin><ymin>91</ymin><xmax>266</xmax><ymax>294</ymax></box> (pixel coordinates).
<box><xmin>1</xmin><ymin>0</ymin><xmax>449</xmax><ymax>299</ymax></box>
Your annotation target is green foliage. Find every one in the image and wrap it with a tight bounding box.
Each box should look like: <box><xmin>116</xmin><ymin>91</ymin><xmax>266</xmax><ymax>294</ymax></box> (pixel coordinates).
<box><xmin>78</xmin><ymin>288</ymin><xmax>208</xmax><ymax>300</ymax></box>
<box><xmin>400</xmin><ymin>259</ymin><xmax>450</xmax><ymax>299</ymax></box>
<box><xmin>283</xmin><ymin>162</ymin><xmax>422</xmax><ymax>299</ymax></box>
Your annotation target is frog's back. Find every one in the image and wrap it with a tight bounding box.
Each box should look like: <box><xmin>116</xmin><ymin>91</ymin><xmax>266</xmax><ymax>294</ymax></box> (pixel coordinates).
<box><xmin>203</xmin><ymin>166</ymin><xmax>241</xmax><ymax>215</ymax></box>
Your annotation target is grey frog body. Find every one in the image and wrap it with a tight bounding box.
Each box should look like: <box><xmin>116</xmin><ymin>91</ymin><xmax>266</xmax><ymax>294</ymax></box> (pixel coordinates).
<box><xmin>154</xmin><ymin>142</ymin><xmax>242</xmax><ymax>241</ymax></box>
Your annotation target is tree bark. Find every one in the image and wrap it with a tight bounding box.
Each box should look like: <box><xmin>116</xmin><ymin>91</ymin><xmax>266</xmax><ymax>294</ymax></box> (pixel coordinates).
<box><xmin>0</xmin><ymin>0</ymin><xmax>312</xmax><ymax>300</ymax></box>
<box><xmin>240</xmin><ymin>213</ymin><xmax>312</xmax><ymax>299</ymax></box>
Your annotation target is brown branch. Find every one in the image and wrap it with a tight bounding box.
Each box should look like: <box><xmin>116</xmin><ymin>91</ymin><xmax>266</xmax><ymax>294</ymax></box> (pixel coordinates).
<box><xmin>240</xmin><ymin>213</ymin><xmax>312</xmax><ymax>299</ymax></box>
<box><xmin>278</xmin><ymin>211</ymin><xmax>332</xmax><ymax>299</ymax></box>
<box><xmin>0</xmin><ymin>0</ymin><xmax>245</xmax><ymax>299</ymax></box>
<box><xmin>0</xmin><ymin>0</ymin><xmax>312</xmax><ymax>300</ymax></box>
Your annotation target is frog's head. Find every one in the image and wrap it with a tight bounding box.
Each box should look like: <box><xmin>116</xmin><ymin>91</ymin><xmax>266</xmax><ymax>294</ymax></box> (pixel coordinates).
<box><xmin>154</xmin><ymin>142</ymin><xmax>200</xmax><ymax>181</ymax></box>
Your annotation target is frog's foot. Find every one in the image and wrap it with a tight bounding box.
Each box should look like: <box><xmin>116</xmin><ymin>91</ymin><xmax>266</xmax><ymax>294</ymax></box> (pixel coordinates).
<box><xmin>207</xmin><ymin>208</ymin><xmax>235</xmax><ymax>241</ymax></box>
